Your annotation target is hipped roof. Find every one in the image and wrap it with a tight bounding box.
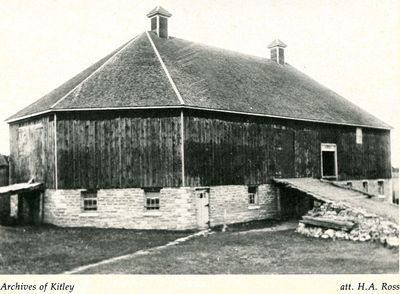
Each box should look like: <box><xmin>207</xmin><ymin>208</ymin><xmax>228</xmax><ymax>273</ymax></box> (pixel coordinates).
<box><xmin>268</xmin><ymin>39</ymin><xmax>287</xmax><ymax>48</ymax></box>
<box><xmin>7</xmin><ymin>32</ymin><xmax>391</xmax><ymax>130</ymax></box>
<box><xmin>146</xmin><ymin>6</ymin><xmax>172</xmax><ymax>18</ymax></box>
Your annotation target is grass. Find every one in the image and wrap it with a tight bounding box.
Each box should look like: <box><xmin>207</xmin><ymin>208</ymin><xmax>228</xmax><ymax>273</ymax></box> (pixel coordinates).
<box><xmin>80</xmin><ymin>229</ymin><xmax>399</xmax><ymax>274</ymax></box>
<box><xmin>0</xmin><ymin>224</ymin><xmax>190</xmax><ymax>274</ymax></box>
<box><xmin>1</xmin><ymin>223</ymin><xmax>398</xmax><ymax>274</ymax></box>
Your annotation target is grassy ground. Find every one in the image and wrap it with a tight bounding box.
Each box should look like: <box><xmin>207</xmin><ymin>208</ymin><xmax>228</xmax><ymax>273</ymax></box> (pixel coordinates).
<box><xmin>1</xmin><ymin>223</ymin><xmax>398</xmax><ymax>274</ymax></box>
<box><xmin>81</xmin><ymin>229</ymin><xmax>399</xmax><ymax>274</ymax></box>
<box><xmin>0</xmin><ymin>225</ymin><xmax>189</xmax><ymax>274</ymax></box>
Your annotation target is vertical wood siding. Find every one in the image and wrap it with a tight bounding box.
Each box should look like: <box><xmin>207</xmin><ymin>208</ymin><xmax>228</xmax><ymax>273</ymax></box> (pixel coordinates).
<box><xmin>9</xmin><ymin>110</ymin><xmax>390</xmax><ymax>189</ymax></box>
<box><xmin>56</xmin><ymin>111</ymin><xmax>182</xmax><ymax>189</ymax></box>
<box><xmin>9</xmin><ymin>116</ymin><xmax>55</xmax><ymax>188</ymax></box>
<box><xmin>184</xmin><ymin>110</ymin><xmax>391</xmax><ymax>186</ymax></box>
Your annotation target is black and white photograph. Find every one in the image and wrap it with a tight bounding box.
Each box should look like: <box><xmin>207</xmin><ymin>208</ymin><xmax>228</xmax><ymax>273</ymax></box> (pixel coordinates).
<box><xmin>0</xmin><ymin>0</ymin><xmax>399</xmax><ymax>289</ymax></box>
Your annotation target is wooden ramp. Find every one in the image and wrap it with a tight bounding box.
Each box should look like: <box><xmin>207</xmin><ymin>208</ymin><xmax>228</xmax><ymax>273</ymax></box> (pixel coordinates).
<box><xmin>273</xmin><ymin>178</ymin><xmax>399</xmax><ymax>224</ymax></box>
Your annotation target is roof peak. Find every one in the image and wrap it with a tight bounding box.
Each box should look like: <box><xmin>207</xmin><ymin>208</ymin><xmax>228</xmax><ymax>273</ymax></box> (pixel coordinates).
<box><xmin>267</xmin><ymin>39</ymin><xmax>287</xmax><ymax>49</ymax></box>
<box><xmin>146</xmin><ymin>6</ymin><xmax>172</xmax><ymax>18</ymax></box>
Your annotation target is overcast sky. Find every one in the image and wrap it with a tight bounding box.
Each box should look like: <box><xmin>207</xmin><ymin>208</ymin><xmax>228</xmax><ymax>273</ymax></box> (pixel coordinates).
<box><xmin>0</xmin><ymin>0</ymin><xmax>399</xmax><ymax>166</ymax></box>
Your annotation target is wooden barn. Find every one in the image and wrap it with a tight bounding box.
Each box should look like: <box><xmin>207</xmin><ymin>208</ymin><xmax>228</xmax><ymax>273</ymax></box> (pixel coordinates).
<box><xmin>6</xmin><ymin>7</ymin><xmax>392</xmax><ymax>230</ymax></box>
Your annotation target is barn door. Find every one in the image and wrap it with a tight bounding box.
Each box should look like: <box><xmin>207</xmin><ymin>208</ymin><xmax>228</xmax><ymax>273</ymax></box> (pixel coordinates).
<box><xmin>196</xmin><ymin>189</ymin><xmax>210</xmax><ymax>229</ymax></box>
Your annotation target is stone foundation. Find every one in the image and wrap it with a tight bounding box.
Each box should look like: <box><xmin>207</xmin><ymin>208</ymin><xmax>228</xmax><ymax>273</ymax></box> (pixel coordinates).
<box><xmin>209</xmin><ymin>184</ymin><xmax>279</xmax><ymax>226</ymax></box>
<box><xmin>43</xmin><ymin>184</ymin><xmax>280</xmax><ymax>230</ymax></box>
<box><xmin>334</xmin><ymin>179</ymin><xmax>393</xmax><ymax>203</ymax></box>
<box><xmin>44</xmin><ymin>188</ymin><xmax>197</xmax><ymax>230</ymax></box>
<box><xmin>11</xmin><ymin>180</ymin><xmax>393</xmax><ymax>229</ymax></box>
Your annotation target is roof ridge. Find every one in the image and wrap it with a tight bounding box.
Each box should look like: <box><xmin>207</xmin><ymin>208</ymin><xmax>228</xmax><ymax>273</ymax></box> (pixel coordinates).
<box><xmin>146</xmin><ymin>31</ymin><xmax>185</xmax><ymax>105</ymax></box>
<box><xmin>50</xmin><ymin>34</ymin><xmax>140</xmax><ymax>109</ymax></box>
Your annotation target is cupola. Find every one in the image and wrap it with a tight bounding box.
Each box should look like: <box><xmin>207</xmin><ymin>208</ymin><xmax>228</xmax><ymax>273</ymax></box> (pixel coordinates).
<box><xmin>268</xmin><ymin>39</ymin><xmax>287</xmax><ymax>65</ymax></box>
<box><xmin>147</xmin><ymin>6</ymin><xmax>172</xmax><ymax>39</ymax></box>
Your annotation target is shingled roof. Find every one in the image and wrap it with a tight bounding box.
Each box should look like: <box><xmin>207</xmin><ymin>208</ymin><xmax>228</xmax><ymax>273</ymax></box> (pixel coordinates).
<box><xmin>7</xmin><ymin>31</ymin><xmax>391</xmax><ymax>129</ymax></box>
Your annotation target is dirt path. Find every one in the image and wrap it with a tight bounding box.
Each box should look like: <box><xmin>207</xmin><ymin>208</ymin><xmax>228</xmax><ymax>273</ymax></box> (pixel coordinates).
<box><xmin>63</xmin><ymin>229</ymin><xmax>212</xmax><ymax>274</ymax></box>
<box><xmin>235</xmin><ymin>221</ymin><xmax>298</xmax><ymax>234</ymax></box>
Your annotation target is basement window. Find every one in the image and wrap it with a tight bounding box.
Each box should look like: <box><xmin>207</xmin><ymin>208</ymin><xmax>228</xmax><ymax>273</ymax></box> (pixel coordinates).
<box><xmin>346</xmin><ymin>182</ymin><xmax>352</xmax><ymax>189</ymax></box>
<box><xmin>378</xmin><ymin>181</ymin><xmax>384</xmax><ymax>196</ymax></box>
<box><xmin>248</xmin><ymin>186</ymin><xmax>258</xmax><ymax>205</ymax></box>
<box><xmin>363</xmin><ymin>181</ymin><xmax>369</xmax><ymax>193</ymax></box>
<box><xmin>356</xmin><ymin>128</ymin><xmax>363</xmax><ymax>144</ymax></box>
<box><xmin>81</xmin><ymin>190</ymin><xmax>97</xmax><ymax>211</ymax></box>
<box><xmin>144</xmin><ymin>188</ymin><xmax>161</xmax><ymax>210</ymax></box>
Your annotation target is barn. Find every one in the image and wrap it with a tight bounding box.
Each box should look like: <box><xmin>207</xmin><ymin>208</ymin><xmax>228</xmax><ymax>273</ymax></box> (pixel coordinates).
<box><xmin>5</xmin><ymin>7</ymin><xmax>392</xmax><ymax>230</ymax></box>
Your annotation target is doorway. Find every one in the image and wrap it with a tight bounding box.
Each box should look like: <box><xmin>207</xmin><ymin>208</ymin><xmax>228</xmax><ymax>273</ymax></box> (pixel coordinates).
<box><xmin>18</xmin><ymin>192</ymin><xmax>42</xmax><ymax>225</ymax></box>
<box><xmin>195</xmin><ymin>189</ymin><xmax>210</xmax><ymax>229</ymax></box>
<box><xmin>321</xmin><ymin>143</ymin><xmax>337</xmax><ymax>179</ymax></box>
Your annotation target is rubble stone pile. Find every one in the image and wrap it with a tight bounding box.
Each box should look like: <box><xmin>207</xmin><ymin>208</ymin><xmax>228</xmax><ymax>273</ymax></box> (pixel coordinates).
<box><xmin>295</xmin><ymin>201</ymin><xmax>399</xmax><ymax>247</ymax></box>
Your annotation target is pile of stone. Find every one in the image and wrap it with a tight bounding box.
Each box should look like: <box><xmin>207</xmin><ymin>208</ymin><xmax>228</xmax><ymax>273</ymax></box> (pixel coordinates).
<box><xmin>295</xmin><ymin>201</ymin><xmax>399</xmax><ymax>247</ymax></box>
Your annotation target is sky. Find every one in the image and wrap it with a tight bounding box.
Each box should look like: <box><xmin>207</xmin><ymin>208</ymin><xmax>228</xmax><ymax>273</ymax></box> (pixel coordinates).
<box><xmin>0</xmin><ymin>0</ymin><xmax>399</xmax><ymax>166</ymax></box>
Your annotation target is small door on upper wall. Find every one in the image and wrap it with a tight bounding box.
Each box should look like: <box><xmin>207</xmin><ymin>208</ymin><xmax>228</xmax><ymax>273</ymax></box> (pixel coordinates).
<box><xmin>195</xmin><ymin>189</ymin><xmax>210</xmax><ymax>229</ymax></box>
<box><xmin>321</xmin><ymin>143</ymin><xmax>337</xmax><ymax>179</ymax></box>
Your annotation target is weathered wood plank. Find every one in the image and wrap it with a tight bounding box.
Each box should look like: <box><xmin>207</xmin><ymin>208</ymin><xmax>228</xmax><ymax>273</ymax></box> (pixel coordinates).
<box><xmin>10</xmin><ymin>109</ymin><xmax>390</xmax><ymax>190</ymax></box>
<box><xmin>9</xmin><ymin>116</ymin><xmax>55</xmax><ymax>188</ymax></box>
<box><xmin>183</xmin><ymin>110</ymin><xmax>390</xmax><ymax>186</ymax></box>
<box><xmin>301</xmin><ymin>215</ymin><xmax>355</xmax><ymax>231</ymax></box>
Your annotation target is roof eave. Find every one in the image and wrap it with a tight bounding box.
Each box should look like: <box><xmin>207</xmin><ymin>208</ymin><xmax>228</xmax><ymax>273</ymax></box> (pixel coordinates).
<box><xmin>5</xmin><ymin>106</ymin><xmax>393</xmax><ymax>130</ymax></box>
<box><xmin>6</xmin><ymin>109</ymin><xmax>54</xmax><ymax>124</ymax></box>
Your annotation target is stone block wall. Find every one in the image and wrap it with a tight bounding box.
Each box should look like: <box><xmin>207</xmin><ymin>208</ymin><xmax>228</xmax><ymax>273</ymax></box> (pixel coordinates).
<box><xmin>44</xmin><ymin>187</ymin><xmax>197</xmax><ymax>230</ymax></box>
<box><xmin>42</xmin><ymin>184</ymin><xmax>281</xmax><ymax>230</ymax></box>
<box><xmin>208</xmin><ymin>184</ymin><xmax>278</xmax><ymax>226</ymax></box>
<box><xmin>334</xmin><ymin>179</ymin><xmax>393</xmax><ymax>203</ymax></box>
